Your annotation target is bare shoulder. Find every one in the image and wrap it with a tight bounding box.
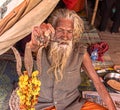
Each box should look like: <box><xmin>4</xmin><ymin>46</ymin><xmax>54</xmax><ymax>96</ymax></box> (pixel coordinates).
<box><xmin>77</xmin><ymin>43</ymin><xmax>88</xmax><ymax>54</ymax></box>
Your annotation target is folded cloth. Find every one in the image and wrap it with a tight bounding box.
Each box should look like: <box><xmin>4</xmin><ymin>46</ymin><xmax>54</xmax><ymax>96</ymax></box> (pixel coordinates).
<box><xmin>44</xmin><ymin>106</ymin><xmax>56</xmax><ymax>110</ymax></box>
<box><xmin>81</xmin><ymin>101</ymin><xmax>108</xmax><ymax>110</ymax></box>
<box><xmin>88</xmin><ymin>42</ymin><xmax>109</xmax><ymax>61</ymax></box>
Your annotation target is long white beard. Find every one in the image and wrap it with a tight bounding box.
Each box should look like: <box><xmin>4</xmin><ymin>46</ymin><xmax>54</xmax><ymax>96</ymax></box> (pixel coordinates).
<box><xmin>48</xmin><ymin>41</ymin><xmax>72</xmax><ymax>81</ymax></box>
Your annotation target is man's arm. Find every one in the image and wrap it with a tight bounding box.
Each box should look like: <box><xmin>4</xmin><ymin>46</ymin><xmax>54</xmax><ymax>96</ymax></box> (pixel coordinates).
<box><xmin>82</xmin><ymin>52</ymin><xmax>116</xmax><ymax>110</ymax></box>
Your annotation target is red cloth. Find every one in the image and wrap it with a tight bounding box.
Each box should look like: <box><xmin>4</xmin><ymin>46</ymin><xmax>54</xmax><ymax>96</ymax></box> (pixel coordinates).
<box><xmin>88</xmin><ymin>42</ymin><xmax>109</xmax><ymax>61</ymax></box>
<box><xmin>63</xmin><ymin>0</ymin><xmax>79</xmax><ymax>9</ymax></box>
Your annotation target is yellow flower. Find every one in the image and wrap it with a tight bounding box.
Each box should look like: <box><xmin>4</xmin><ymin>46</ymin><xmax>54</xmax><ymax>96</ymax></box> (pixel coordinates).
<box><xmin>32</xmin><ymin>88</ymin><xmax>40</xmax><ymax>96</ymax></box>
<box><xmin>26</xmin><ymin>100</ymin><xmax>31</xmax><ymax>106</ymax></box>
<box><xmin>19</xmin><ymin>74</ymin><xmax>29</xmax><ymax>82</ymax></box>
<box><xmin>32</xmin><ymin>70</ymin><xmax>39</xmax><ymax>77</ymax></box>
<box><xmin>17</xmin><ymin>70</ymin><xmax>41</xmax><ymax>110</ymax></box>
<box><xmin>32</xmin><ymin>78</ymin><xmax>41</xmax><ymax>86</ymax></box>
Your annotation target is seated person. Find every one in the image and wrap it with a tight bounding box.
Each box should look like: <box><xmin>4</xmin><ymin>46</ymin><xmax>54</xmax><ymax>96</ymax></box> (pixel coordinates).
<box><xmin>10</xmin><ymin>8</ymin><xmax>116</xmax><ymax>110</ymax></box>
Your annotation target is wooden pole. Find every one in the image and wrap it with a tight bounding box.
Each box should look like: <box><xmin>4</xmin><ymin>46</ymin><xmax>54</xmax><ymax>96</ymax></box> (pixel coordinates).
<box><xmin>91</xmin><ymin>0</ymin><xmax>99</xmax><ymax>26</ymax></box>
<box><xmin>85</xmin><ymin>0</ymin><xmax>88</xmax><ymax>18</ymax></box>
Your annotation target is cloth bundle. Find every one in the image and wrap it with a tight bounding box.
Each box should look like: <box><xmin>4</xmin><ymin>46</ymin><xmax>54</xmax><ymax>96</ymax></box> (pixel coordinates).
<box><xmin>88</xmin><ymin>42</ymin><xmax>109</xmax><ymax>61</ymax></box>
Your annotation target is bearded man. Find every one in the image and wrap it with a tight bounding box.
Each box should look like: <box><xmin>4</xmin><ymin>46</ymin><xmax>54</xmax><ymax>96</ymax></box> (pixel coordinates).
<box><xmin>28</xmin><ymin>8</ymin><xmax>116</xmax><ymax>110</ymax></box>
<box><xmin>11</xmin><ymin>8</ymin><xmax>116</xmax><ymax>110</ymax></box>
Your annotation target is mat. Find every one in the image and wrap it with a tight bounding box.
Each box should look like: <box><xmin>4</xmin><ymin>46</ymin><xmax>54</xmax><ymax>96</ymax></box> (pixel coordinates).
<box><xmin>0</xmin><ymin>59</ymin><xmax>18</xmax><ymax>110</ymax></box>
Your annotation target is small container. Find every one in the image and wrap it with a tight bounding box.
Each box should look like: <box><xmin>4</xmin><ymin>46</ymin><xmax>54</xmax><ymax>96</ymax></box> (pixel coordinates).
<box><xmin>91</xmin><ymin>49</ymin><xmax>98</xmax><ymax>61</ymax></box>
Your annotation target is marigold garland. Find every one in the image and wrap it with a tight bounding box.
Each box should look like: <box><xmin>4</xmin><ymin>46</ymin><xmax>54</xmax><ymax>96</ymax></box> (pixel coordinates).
<box><xmin>17</xmin><ymin>70</ymin><xmax>41</xmax><ymax>110</ymax></box>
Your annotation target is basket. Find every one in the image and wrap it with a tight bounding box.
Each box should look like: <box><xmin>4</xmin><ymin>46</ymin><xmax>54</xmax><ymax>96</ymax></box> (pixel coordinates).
<box><xmin>9</xmin><ymin>88</ymin><xmax>20</xmax><ymax>110</ymax></box>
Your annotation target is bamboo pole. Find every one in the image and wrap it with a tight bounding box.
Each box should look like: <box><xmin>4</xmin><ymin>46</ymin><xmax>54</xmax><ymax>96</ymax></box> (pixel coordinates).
<box><xmin>91</xmin><ymin>0</ymin><xmax>99</xmax><ymax>26</ymax></box>
<box><xmin>85</xmin><ymin>0</ymin><xmax>88</xmax><ymax>18</ymax></box>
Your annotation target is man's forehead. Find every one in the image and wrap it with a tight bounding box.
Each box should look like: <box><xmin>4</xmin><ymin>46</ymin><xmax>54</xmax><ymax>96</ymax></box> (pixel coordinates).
<box><xmin>56</xmin><ymin>18</ymin><xmax>74</xmax><ymax>28</ymax></box>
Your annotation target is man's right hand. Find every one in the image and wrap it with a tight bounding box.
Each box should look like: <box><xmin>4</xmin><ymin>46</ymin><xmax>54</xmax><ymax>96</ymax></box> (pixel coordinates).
<box><xmin>29</xmin><ymin>23</ymin><xmax>55</xmax><ymax>51</ymax></box>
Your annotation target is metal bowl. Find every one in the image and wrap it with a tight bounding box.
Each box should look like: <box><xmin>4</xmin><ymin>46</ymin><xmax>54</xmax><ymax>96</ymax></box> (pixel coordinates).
<box><xmin>104</xmin><ymin>72</ymin><xmax>120</xmax><ymax>81</ymax></box>
<box><xmin>104</xmin><ymin>72</ymin><xmax>120</xmax><ymax>93</ymax></box>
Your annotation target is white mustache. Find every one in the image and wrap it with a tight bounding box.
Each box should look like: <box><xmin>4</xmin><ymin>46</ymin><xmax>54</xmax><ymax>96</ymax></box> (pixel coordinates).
<box><xmin>59</xmin><ymin>42</ymin><xmax>69</xmax><ymax>45</ymax></box>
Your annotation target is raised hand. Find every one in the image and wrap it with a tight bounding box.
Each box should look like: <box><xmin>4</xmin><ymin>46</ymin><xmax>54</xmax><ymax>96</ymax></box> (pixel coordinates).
<box><xmin>30</xmin><ymin>23</ymin><xmax>55</xmax><ymax>49</ymax></box>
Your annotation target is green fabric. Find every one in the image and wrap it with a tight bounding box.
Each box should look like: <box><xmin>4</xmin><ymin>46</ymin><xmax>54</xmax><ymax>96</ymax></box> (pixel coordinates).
<box><xmin>0</xmin><ymin>59</ymin><xmax>18</xmax><ymax>110</ymax></box>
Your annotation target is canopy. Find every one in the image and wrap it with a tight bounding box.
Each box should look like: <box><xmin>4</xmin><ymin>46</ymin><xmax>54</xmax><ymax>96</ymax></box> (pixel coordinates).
<box><xmin>0</xmin><ymin>0</ymin><xmax>59</xmax><ymax>55</ymax></box>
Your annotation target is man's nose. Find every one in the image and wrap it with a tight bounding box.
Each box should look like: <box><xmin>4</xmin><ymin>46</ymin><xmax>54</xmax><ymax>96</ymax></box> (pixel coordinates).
<box><xmin>63</xmin><ymin>31</ymin><xmax>68</xmax><ymax>40</ymax></box>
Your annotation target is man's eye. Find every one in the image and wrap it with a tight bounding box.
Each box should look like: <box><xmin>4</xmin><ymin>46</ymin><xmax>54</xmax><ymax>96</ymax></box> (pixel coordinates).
<box><xmin>56</xmin><ymin>29</ymin><xmax>73</xmax><ymax>33</ymax></box>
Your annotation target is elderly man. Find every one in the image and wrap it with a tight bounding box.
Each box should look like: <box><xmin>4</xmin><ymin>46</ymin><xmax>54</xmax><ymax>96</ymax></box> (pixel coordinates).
<box><xmin>28</xmin><ymin>8</ymin><xmax>116</xmax><ymax>110</ymax></box>
<box><xmin>9</xmin><ymin>8</ymin><xmax>115</xmax><ymax>110</ymax></box>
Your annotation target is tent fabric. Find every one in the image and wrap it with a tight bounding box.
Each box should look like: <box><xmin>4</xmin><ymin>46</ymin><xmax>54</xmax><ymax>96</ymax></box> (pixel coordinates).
<box><xmin>0</xmin><ymin>0</ymin><xmax>43</xmax><ymax>36</ymax></box>
<box><xmin>0</xmin><ymin>0</ymin><xmax>27</xmax><ymax>36</ymax></box>
<box><xmin>0</xmin><ymin>0</ymin><xmax>59</xmax><ymax>55</ymax></box>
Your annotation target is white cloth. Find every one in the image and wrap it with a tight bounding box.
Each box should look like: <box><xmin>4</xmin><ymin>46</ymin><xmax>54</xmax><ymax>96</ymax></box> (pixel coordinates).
<box><xmin>0</xmin><ymin>0</ymin><xmax>59</xmax><ymax>55</ymax></box>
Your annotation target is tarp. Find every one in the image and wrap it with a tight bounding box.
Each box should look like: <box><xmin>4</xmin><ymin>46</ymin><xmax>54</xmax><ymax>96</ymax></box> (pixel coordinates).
<box><xmin>0</xmin><ymin>0</ymin><xmax>59</xmax><ymax>55</ymax></box>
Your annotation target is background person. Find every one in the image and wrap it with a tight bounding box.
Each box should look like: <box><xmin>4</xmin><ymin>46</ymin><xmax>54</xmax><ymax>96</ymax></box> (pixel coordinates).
<box><xmin>98</xmin><ymin>0</ymin><xmax>120</xmax><ymax>33</ymax></box>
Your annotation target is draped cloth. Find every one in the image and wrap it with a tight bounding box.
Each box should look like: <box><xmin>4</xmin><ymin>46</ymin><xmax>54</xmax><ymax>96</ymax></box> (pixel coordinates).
<box><xmin>0</xmin><ymin>0</ymin><xmax>59</xmax><ymax>55</ymax></box>
<box><xmin>44</xmin><ymin>101</ymin><xmax>108</xmax><ymax>110</ymax></box>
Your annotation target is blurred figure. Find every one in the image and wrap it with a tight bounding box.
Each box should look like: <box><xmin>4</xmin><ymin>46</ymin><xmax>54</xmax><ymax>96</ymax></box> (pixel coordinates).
<box><xmin>99</xmin><ymin>0</ymin><xmax>120</xmax><ymax>33</ymax></box>
<box><xmin>111</xmin><ymin>0</ymin><xmax>120</xmax><ymax>33</ymax></box>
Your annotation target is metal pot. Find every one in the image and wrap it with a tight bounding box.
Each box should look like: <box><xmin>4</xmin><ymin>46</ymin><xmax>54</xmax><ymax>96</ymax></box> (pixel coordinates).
<box><xmin>104</xmin><ymin>72</ymin><xmax>120</xmax><ymax>93</ymax></box>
